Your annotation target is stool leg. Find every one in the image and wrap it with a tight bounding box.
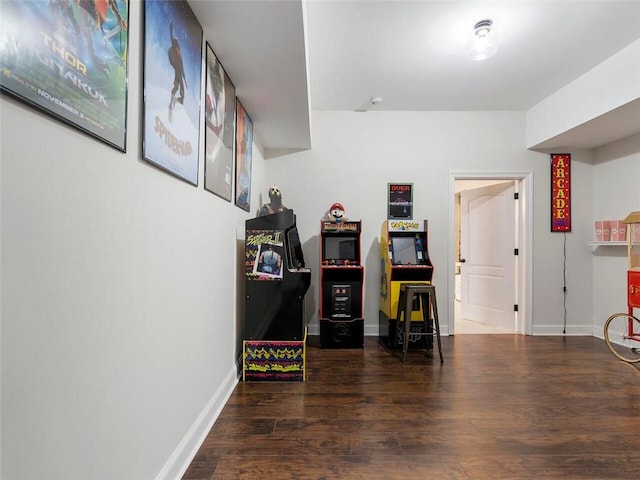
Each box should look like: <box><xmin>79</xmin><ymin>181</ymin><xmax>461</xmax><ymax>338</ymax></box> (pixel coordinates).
<box><xmin>420</xmin><ymin>293</ymin><xmax>430</xmax><ymax>351</ymax></box>
<box><xmin>402</xmin><ymin>291</ymin><xmax>412</xmax><ymax>362</ymax></box>
<box><xmin>430</xmin><ymin>290</ymin><xmax>443</xmax><ymax>364</ymax></box>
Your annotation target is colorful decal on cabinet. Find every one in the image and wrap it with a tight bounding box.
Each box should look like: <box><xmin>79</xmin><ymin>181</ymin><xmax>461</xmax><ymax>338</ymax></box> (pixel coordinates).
<box><xmin>243</xmin><ymin>341</ymin><xmax>305</xmax><ymax>381</ymax></box>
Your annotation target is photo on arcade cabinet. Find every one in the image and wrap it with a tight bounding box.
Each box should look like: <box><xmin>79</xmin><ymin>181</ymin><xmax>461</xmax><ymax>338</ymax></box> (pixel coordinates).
<box><xmin>142</xmin><ymin>0</ymin><xmax>203</xmax><ymax>186</ymax></box>
<box><xmin>253</xmin><ymin>242</ymin><xmax>284</xmax><ymax>280</ymax></box>
<box><xmin>204</xmin><ymin>42</ymin><xmax>236</xmax><ymax>202</ymax></box>
<box><xmin>235</xmin><ymin>99</ymin><xmax>253</xmax><ymax>212</ymax></box>
<box><xmin>0</xmin><ymin>0</ymin><xmax>130</xmax><ymax>151</ymax></box>
<box><xmin>387</xmin><ymin>183</ymin><xmax>413</xmax><ymax>219</ymax></box>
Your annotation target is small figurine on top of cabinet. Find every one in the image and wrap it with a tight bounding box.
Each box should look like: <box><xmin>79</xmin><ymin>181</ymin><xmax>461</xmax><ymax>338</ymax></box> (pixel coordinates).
<box><xmin>257</xmin><ymin>185</ymin><xmax>289</xmax><ymax>217</ymax></box>
<box><xmin>324</xmin><ymin>203</ymin><xmax>348</xmax><ymax>222</ymax></box>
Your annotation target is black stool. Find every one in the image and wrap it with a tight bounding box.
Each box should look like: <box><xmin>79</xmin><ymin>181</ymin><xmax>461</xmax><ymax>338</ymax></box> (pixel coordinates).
<box><xmin>396</xmin><ymin>283</ymin><xmax>443</xmax><ymax>363</ymax></box>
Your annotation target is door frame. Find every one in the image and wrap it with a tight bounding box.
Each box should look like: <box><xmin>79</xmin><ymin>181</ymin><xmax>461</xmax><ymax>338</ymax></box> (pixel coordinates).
<box><xmin>448</xmin><ymin>171</ymin><xmax>533</xmax><ymax>335</ymax></box>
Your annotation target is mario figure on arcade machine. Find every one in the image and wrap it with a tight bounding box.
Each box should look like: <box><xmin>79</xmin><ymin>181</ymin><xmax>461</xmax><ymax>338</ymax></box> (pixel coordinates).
<box><xmin>326</xmin><ymin>203</ymin><xmax>348</xmax><ymax>222</ymax></box>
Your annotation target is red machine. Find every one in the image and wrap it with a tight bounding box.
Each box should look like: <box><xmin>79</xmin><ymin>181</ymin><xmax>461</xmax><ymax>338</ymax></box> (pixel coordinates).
<box><xmin>604</xmin><ymin>211</ymin><xmax>640</xmax><ymax>363</ymax></box>
<box><xmin>318</xmin><ymin>220</ymin><xmax>364</xmax><ymax>348</ymax></box>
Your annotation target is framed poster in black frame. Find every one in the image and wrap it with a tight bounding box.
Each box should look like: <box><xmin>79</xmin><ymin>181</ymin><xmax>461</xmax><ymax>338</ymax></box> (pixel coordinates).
<box><xmin>204</xmin><ymin>42</ymin><xmax>236</xmax><ymax>201</ymax></box>
<box><xmin>143</xmin><ymin>0</ymin><xmax>203</xmax><ymax>186</ymax></box>
<box><xmin>0</xmin><ymin>0</ymin><xmax>130</xmax><ymax>151</ymax></box>
<box><xmin>388</xmin><ymin>183</ymin><xmax>413</xmax><ymax>219</ymax></box>
<box><xmin>235</xmin><ymin>99</ymin><xmax>253</xmax><ymax>212</ymax></box>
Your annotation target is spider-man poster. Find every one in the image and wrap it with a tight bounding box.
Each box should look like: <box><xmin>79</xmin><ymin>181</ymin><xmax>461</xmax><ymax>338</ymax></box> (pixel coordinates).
<box><xmin>143</xmin><ymin>0</ymin><xmax>202</xmax><ymax>185</ymax></box>
<box><xmin>0</xmin><ymin>0</ymin><xmax>130</xmax><ymax>151</ymax></box>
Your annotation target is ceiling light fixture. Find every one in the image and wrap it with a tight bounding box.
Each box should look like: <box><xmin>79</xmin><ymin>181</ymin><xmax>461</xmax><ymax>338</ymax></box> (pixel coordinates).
<box><xmin>466</xmin><ymin>19</ymin><xmax>497</xmax><ymax>61</ymax></box>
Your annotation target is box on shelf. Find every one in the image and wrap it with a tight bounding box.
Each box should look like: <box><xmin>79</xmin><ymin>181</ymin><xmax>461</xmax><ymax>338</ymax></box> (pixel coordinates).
<box><xmin>595</xmin><ymin>220</ymin><xmax>611</xmax><ymax>241</ymax></box>
<box><xmin>610</xmin><ymin>220</ymin><xmax>627</xmax><ymax>242</ymax></box>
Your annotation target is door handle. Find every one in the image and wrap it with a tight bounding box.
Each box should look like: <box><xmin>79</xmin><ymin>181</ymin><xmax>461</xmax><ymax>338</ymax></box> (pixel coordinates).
<box><xmin>459</xmin><ymin>258</ymin><xmax>466</xmax><ymax>263</ymax></box>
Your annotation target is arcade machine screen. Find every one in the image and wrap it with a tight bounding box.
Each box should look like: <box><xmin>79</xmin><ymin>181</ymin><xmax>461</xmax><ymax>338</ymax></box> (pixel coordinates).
<box><xmin>324</xmin><ymin>236</ymin><xmax>358</xmax><ymax>263</ymax></box>
<box><xmin>392</xmin><ymin>236</ymin><xmax>418</xmax><ymax>265</ymax></box>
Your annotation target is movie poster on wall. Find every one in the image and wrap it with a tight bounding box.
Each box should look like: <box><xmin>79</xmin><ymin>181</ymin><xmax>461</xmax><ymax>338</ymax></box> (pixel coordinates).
<box><xmin>235</xmin><ymin>99</ymin><xmax>253</xmax><ymax>211</ymax></box>
<box><xmin>0</xmin><ymin>0</ymin><xmax>130</xmax><ymax>151</ymax></box>
<box><xmin>204</xmin><ymin>43</ymin><xmax>236</xmax><ymax>201</ymax></box>
<box><xmin>143</xmin><ymin>0</ymin><xmax>202</xmax><ymax>185</ymax></box>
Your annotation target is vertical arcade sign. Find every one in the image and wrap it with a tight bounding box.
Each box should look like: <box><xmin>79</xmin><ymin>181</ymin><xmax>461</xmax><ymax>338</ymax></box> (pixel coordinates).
<box><xmin>551</xmin><ymin>154</ymin><xmax>571</xmax><ymax>232</ymax></box>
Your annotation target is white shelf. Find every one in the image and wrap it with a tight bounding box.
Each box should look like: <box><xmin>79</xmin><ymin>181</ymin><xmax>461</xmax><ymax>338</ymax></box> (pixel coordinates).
<box><xmin>587</xmin><ymin>241</ymin><xmax>628</xmax><ymax>246</ymax></box>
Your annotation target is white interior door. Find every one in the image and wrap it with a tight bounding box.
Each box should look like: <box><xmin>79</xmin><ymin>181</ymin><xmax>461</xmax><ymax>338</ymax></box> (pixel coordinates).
<box><xmin>460</xmin><ymin>182</ymin><xmax>516</xmax><ymax>331</ymax></box>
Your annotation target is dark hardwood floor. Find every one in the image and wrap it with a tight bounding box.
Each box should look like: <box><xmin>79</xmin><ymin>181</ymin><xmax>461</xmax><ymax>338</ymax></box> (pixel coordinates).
<box><xmin>183</xmin><ymin>335</ymin><xmax>640</xmax><ymax>480</ymax></box>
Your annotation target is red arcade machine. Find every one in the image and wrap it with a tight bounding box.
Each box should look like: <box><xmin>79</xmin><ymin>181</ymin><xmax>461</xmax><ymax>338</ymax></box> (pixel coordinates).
<box><xmin>319</xmin><ymin>220</ymin><xmax>364</xmax><ymax>348</ymax></box>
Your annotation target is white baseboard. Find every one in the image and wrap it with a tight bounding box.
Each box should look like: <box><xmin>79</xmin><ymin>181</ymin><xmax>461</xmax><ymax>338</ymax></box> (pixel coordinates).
<box><xmin>531</xmin><ymin>324</ymin><xmax>594</xmax><ymax>336</ymax></box>
<box><xmin>155</xmin><ymin>365</ymin><xmax>239</xmax><ymax>480</ymax></box>
<box><xmin>364</xmin><ymin>325</ymin><xmax>379</xmax><ymax>337</ymax></box>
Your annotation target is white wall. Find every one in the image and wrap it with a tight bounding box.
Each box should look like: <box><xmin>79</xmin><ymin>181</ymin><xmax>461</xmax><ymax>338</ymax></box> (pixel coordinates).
<box><xmin>591</xmin><ymin>133</ymin><xmax>640</xmax><ymax>337</ymax></box>
<box><xmin>262</xmin><ymin>110</ymin><xmax>594</xmax><ymax>337</ymax></box>
<box><xmin>526</xmin><ymin>39</ymin><xmax>640</xmax><ymax>149</ymax></box>
<box><xmin>531</xmin><ymin>151</ymin><xmax>595</xmax><ymax>334</ymax></box>
<box><xmin>0</xmin><ymin>2</ymin><xmax>264</xmax><ymax>478</ymax></box>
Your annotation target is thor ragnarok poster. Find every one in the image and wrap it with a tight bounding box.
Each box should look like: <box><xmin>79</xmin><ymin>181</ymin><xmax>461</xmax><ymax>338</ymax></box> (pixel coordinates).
<box><xmin>0</xmin><ymin>0</ymin><xmax>130</xmax><ymax>151</ymax></box>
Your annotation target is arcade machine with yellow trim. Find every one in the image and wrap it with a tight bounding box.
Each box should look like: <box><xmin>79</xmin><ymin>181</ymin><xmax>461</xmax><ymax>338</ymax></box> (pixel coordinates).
<box><xmin>379</xmin><ymin>219</ymin><xmax>434</xmax><ymax>349</ymax></box>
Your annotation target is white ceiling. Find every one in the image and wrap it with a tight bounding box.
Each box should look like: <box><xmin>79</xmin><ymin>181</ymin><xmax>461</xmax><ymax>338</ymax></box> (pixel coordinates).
<box><xmin>189</xmin><ymin>0</ymin><xmax>640</xmax><ymax>153</ymax></box>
